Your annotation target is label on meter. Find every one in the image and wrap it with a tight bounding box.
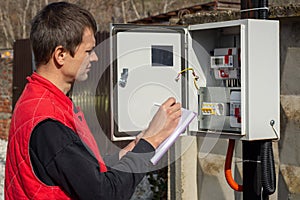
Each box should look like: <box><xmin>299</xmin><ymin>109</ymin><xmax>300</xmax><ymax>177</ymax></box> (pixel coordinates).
<box><xmin>230</xmin><ymin>91</ymin><xmax>241</xmax><ymax>128</ymax></box>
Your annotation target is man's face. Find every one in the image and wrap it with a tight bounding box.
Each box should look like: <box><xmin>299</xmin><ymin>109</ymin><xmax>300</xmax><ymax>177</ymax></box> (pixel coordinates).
<box><xmin>64</xmin><ymin>28</ymin><xmax>98</xmax><ymax>82</ymax></box>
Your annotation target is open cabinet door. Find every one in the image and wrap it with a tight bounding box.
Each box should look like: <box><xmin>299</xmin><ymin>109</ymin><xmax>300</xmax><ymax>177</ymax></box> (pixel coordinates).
<box><xmin>110</xmin><ymin>24</ymin><xmax>186</xmax><ymax>141</ymax></box>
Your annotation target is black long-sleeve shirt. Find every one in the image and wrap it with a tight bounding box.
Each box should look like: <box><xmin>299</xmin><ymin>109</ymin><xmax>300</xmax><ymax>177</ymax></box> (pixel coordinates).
<box><xmin>29</xmin><ymin>119</ymin><xmax>155</xmax><ymax>200</ymax></box>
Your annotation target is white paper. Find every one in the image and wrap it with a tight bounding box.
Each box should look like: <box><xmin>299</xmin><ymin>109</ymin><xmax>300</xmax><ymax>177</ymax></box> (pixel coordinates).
<box><xmin>150</xmin><ymin>108</ymin><xmax>197</xmax><ymax>165</ymax></box>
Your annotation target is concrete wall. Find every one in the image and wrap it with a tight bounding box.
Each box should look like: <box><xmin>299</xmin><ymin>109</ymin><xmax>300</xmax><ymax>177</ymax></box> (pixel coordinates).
<box><xmin>277</xmin><ymin>18</ymin><xmax>300</xmax><ymax>200</ymax></box>
<box><xmin>173</xmin><ymin>12</ymin><xmax>300</xmax><ymax>200</ymax></box>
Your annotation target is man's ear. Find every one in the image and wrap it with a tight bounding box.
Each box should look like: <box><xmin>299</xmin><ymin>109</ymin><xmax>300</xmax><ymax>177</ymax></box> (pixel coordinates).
<box><xmin>53</xmin><ymin>46</ymin><xmax>67</xmax><ymax>66</ymax></box>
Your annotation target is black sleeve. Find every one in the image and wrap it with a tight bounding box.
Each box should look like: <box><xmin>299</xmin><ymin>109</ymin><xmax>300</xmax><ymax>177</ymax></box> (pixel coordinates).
<box><xmin>29</xmin><ymin>119</ymin><xmax>155</xmax><ymax>200</ymax></box>
<box><xmin>103</xmin><ymin>153</ymin><xmax>120</xmax><ymax>168</ymax></box>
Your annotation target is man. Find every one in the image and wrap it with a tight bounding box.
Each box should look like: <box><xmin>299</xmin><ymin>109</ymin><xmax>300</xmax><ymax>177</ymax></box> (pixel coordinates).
<box><xmin>5</xmin><ymin>2</ymin><xmax>181</xmax><ymax>200</ymax></box>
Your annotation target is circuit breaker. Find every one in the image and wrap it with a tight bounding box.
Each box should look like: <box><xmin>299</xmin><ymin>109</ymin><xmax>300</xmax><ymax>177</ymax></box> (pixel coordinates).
<box><xmin>199</xmin><ymin>87</ymin><xmax>241</xmax><ymax>133</ymax></box>
<box><xmin>110</xmin><ymin>19</ymin><xmax>280</xmax><ymax>141</ymax></box>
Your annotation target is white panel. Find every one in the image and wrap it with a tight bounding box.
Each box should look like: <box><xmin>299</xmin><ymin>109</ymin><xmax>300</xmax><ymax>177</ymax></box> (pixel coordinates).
<box><xmin>246</xmin><ymin>20</ymin><xmax>280</xmax><ymax>140</ymax></box>
<box><xmin>116</xmin><ymin>32</ymin><xmax>182</xmax><ymax>132</ymax></box>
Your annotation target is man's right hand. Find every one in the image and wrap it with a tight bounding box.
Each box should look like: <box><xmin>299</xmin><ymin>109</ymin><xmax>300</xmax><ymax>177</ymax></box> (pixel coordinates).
<box><xmin>142</xmin><ymin>97</ymin><xmax>181</xmax><ymax>149</ymax></box>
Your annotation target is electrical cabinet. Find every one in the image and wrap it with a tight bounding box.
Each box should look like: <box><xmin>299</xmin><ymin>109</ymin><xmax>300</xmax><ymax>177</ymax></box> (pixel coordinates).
<box><xmin>110</xmin><ymin>19</ymin><xmax>280</xmax><ymax>141</ymax></box>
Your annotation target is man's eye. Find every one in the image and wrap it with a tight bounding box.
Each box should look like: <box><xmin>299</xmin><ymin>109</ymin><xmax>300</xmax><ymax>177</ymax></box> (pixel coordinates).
<box><xmin>86</xmin><ymin>50</ymin><xmax>93</xmax><ymax>55</ymax></box>
<box><xmin>86</xmin><ymin>48</ymin><xmax>95</xmax><ymax>55</ymax></box>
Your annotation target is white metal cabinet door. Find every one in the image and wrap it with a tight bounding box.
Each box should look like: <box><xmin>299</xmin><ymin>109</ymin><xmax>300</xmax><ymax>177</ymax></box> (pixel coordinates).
<box><xmin>111</xmin><ymin>25</ymin><xmax>186</xmax><ymax>140</ymax></box>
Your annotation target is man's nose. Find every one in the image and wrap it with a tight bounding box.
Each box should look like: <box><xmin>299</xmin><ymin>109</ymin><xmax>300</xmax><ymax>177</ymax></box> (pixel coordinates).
<box><xmin>90</xmin><ymin>51</ymin><xmax>98</xmax><ymax>62</ymax></box>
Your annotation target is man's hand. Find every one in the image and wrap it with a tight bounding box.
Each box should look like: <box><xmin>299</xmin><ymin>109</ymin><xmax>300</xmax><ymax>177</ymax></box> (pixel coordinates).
<box><xmin>142</xmin><ymin>97</ymin><xmax>181</xmax><ymax>149</ymax></box>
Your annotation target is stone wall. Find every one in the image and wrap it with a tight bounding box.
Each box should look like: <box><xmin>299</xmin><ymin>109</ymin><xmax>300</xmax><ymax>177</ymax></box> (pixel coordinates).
<box><xmin>0</xmin><ymin>56</ymin><xmax>12</xmax><ymax>140</ymax></box>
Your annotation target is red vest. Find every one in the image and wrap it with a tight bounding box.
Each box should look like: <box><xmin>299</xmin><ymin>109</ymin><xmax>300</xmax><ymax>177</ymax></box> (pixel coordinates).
<box><xmin>5</xmin><ymin>72</ymin><xmax>107</xmax><ymax>199</ymax></box>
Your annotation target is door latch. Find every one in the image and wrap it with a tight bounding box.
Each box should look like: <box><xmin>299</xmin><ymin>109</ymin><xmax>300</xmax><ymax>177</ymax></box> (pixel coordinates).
<box><xmin>119</xmin><ymin>68</ymin><xmax>128</xmax><ymax>88</ymax></box>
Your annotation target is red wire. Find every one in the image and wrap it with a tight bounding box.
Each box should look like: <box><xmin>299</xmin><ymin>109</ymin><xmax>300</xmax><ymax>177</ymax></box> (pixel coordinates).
<box><xmin>225</xmin><ymin>139</ymin><xmax>243</xmax><ymax>191</ymax></box>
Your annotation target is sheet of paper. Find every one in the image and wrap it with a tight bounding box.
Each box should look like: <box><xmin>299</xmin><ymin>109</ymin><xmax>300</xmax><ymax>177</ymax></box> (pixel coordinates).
<box><xmin>150</xmin><ymin>108</ymin><xmax>197</xmax><ymax>165</ymax></box>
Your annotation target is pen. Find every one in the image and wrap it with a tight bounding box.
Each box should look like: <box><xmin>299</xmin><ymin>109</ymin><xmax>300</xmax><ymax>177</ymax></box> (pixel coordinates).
<box><xmin>153</xmin><ymin>103</ymin><xmax>161</xmax><ymax>107</ymax></box>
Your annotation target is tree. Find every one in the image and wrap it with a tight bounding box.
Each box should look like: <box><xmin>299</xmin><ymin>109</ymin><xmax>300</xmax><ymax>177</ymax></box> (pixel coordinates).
<box><xmin>0</xmin><ymin>1</ymin><xmax>15</xmax><ymax>48</ymax></box>
<box><xmin>0</xmin><ymin>0</ymin><xmax>204</xmax><ymax>48</ymax></box>
<box><xmin>0</xmin><ymin>0</ymin><xmax>50</xmax><ymax>48</ymax></box>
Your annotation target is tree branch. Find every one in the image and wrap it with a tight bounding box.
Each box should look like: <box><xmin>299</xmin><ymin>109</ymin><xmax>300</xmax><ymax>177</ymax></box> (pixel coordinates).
<box><xmin>130</xmin><ymin>0</ymin><xmax>140</xmax><ymax>19</ymax></box>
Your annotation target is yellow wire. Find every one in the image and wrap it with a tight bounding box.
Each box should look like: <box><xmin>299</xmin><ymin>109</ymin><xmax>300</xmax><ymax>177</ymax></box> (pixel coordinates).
<box><xmin>178</xmin><ymin>67</ymin><xmax>195</xmax><ymax>74</ymax></box>
<box><xmin>177</xmin><ymin>68</ymin><xmax>199</xmax><ymax>90</ymax></box>
<box><xmin>193</xmin><ymin>79</ymin><xmax>199</xmax><ymax>90</ymax></box>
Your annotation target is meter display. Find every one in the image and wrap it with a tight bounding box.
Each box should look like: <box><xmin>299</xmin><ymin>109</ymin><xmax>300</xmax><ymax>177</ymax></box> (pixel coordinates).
<box><xmin>151</xmin><ymin>45</ymin><xmax>173</xmax><ymax>66</ymax></box>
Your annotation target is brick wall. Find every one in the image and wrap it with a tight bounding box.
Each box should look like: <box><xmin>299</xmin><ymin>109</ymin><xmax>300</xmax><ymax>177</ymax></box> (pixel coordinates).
<box><xmin>0</xmin><ymin>57</ymin><xmax>13</xmax><ymax>140</ymax></box>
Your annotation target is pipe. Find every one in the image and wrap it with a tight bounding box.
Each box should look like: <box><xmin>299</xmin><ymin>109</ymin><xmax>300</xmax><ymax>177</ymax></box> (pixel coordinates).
<box><xmin>225</xmin><ymin>139</ymin><xmax>243</xmax><ymax>191</ymax></box>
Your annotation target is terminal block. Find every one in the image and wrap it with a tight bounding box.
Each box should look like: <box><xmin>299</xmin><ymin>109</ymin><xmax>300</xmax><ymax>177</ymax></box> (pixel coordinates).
<box><xmin>201</xmin><ymin>102</ymin><xmax>225</xmax><ymax>116</ymax></box>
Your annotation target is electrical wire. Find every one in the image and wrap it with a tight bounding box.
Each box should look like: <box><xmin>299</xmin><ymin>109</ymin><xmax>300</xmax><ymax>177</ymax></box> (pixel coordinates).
<box><xmin>261</xmin><ymin>141</ymin><xmax>276</xmax><ymax>195</ymax></box>
<box><xmin>225</xmin><ymin>139</ymin><xmax>243</xmax><ymax>192</ymax></box>
<box><xmin>175</xmin><ymin>68</ymin><xmax>199</xmax><ymax>90</ymax></box>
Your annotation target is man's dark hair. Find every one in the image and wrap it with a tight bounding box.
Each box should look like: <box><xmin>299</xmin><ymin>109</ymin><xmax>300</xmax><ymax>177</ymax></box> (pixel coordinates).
<box><xmin>30</xmin><ymin>2</ymin><xmax>97</xmax><ymax>66</ymax></box>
